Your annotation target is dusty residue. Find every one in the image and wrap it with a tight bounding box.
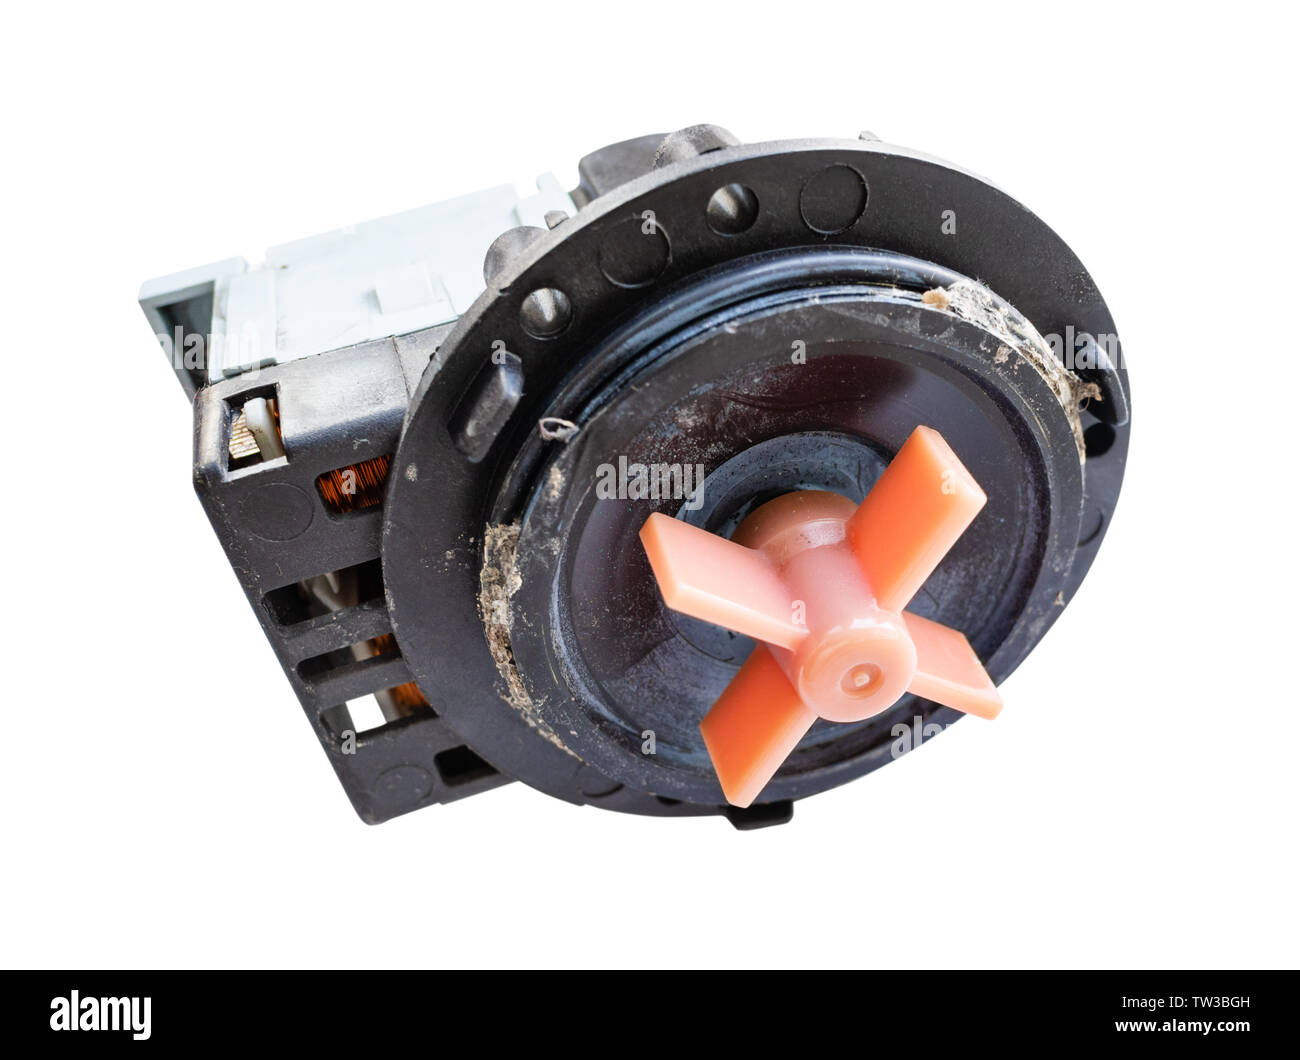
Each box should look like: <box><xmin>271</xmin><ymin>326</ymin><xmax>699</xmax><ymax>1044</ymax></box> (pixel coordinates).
<box><xmin>478</xmin><ymin>522</ymin><xmax>576</xmax><ymax>756</ymax></box>
<box><xmin>544</xmin><ymin>463</ymin><xmax>565</xmax><ymax>505</ymax></box>
<box><xmin>921</xmin><ymin>287</ymin><xmax>951</xmax><ymax>310</ymax></box>
<box><xmin>925</xmin><ymin>279</ymin><xmax>1095</xmax><ymax>463</ymax></box>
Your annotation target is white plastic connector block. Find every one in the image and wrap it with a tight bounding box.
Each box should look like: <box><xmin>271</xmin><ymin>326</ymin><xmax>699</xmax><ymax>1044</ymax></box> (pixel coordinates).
<box><xmin>140</xmin><ymin>174</ymin><xmax>577</xmax><ymax>392</ymax></box>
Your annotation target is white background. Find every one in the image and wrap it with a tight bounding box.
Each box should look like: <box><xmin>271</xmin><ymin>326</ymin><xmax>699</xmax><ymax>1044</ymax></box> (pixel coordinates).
<box><xmin>3</xmin><ymin>2</ymin><xmax>1296</xmax><ymax>969</ymax></box>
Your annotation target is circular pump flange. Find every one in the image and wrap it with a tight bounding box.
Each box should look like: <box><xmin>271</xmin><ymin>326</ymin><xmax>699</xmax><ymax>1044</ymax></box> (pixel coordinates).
<box><xmin>381</xmin><ymin>132</ymin><xmax>1129</xmax><ymax>822</ymax></box>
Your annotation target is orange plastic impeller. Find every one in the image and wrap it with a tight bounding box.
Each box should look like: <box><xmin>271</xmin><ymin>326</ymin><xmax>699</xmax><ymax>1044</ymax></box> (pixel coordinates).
<box><xmin>639</xmin><ymin>426</ymin><xmax>1003</xmax><ymax>807</ymax></box>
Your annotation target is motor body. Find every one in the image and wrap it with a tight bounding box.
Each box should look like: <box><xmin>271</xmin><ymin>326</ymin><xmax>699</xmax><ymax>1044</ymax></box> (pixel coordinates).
<box><xmin>140</xmin><ymin>126</ymin><xmax>1129</xmax><ymax>827</ymax></box>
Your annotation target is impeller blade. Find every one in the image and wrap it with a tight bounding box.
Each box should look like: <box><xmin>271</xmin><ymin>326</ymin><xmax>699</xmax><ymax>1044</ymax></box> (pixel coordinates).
<box><xmin>699</xmin><ymin>646</ymin><xmax>818</xmax><ymax>808</ymax></box>
<box><xmin>903</xmin><ymin>611</ymin><xmax>1002</xmax><ymax>720</ymax></box>
<box><xmin>847</xmin><ymin>426</ymin><xmax>987</xmax><ymax>613</ymax></box>
<box><xmin>640</xmin><ymin>512</ymin><xmax>806</xmax><ymax>650</ymax></box>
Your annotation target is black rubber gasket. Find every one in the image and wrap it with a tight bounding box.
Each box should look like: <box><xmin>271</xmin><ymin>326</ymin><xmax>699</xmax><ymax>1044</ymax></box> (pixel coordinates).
<box><xmin>503</xmin><ymin>251</ymin><xmax>1081</xmax><ymax>804</ymax></box>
